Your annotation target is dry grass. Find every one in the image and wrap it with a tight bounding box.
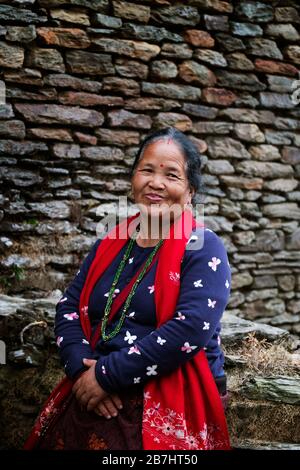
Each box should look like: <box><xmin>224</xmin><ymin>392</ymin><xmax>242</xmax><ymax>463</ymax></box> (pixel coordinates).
<box><xmin>225</xmin><ymin>332</ymin><xmax>300</xmax><ymax>377</ymax></box>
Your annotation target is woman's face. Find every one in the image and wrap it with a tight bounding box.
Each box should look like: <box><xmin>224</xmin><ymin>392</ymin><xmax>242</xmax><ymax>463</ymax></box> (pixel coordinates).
<box><xmin>131</xmin><ymin>139</ymin><xmax>194</xmax><ymax>222</ymax></box>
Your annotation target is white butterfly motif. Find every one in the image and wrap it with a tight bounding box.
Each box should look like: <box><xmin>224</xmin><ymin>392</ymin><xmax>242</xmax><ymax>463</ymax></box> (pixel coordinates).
<box><xmin>208</xmin><ymin>299</ymin><xmax>216</xmax><ymax>308</ymax></box>
<box><xmin>146</xmin><ymin>365</ymin><xmax>158</xmax><ymax>376</ymax></box>
<box><xmin>157</xmin><ymin>336</ymin><xmax>166</xmax><ymax>346</ymax></box>
<box><xmin>208</xmin><ymin>257</ymin><xmax>221</xmax><ymax>272</ymax></box>
<box><xmin>124</xmin><ymin>330</ymin><xmax>137</xmax><ymax>345</ymax></box>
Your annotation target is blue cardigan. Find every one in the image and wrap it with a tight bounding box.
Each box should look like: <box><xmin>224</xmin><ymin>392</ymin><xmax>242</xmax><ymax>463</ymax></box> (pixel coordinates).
<box><xmin>55</xmin><ymin>228</ymin><xmax>231</xmax><ymax>394</ymax></box>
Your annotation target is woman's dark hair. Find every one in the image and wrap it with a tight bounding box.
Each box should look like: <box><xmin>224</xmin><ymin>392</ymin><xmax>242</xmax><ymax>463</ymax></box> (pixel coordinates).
<box><xmin>129</xmin><ymin>127</ymin><xmax>202</xmax><ymax>204</ymax></box>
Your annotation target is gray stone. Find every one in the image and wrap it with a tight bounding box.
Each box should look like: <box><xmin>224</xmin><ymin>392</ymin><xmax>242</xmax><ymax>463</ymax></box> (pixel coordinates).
<box><xmin>231</xmin><ymin>22</ymin><xmax>263</xmax><ymax>36</ymax></box>
<box><xmin>226</xmin><ymin>52</ymin><xmax>254</xmax><ymax>70</ymax></box>
<box><xmin>231</xmin><ymin>272</ymin><xmax>253</xmax><ymax>289</ymax></box>
<box><xmin>0</xmin><ymin>5</ymin><xmax>47</xmax><ymax>23</ymax></box>
<box><xmin>142</xmin><ymin>82</ymin><xmax>201</xmax><ymax>101</ymax></box>
<box><xmin>150</xmin><ymin>60</ymin><xmax>177</xmax><ymax>79</ymax></box>
<box><xmin>262</xmin><ymin>203</ymin><xmax>300</xmax><ymax>220</ymax></box>
<box><xmin>36</xmin><ymin>221</ymin><xmax>79</xmax><ymax>235</ymax></box>
<box><xmin>26</xmin><ymin>48</ymin><xmax>65</xmax><ymax>72</ymax></box>
<box><xmin>6</xmin><ymin>25</ymin><xmax>36</xmax><ymax>43</ymax></box>
<box><xmin>285</xmin><ymin>45</ymin><xmax>300</xmax><ymax>64</ymax></box>
<box><xmin>102</xmin><ymin>77</ymin><xmax>139</xmax><ymax>97</ymax></box>
<box><xmin>236</xmin><ymin>441</ymin><xmax>300</xmax><ymax>451</ymax></box>
<box><xmin>182</xmin><ymin>103</ymin><xmax>218</xmax><ymax>119</ymax></box>
<box><xmin>221</xmin><ymin>312</ymin><xmax>288</xmax><ymax>345</ymax></box>
<box><xmin>27</xmin><ymin>201</ymin><xmax>71</xmax><ymax>219</ymax></box>
<box><xmin>91</xmin><ymin>38</ymin><xmax>160</xmax><ymax>61</ymax></box>
<box><xmin>264</xmin><ymin>179</ymin><xmax>298</xmax><ymax>192</ymax></box>
<box><xmin>107</xmin><ymin>109</ymin><xmax>151</xmax><ymax>129</ymax></box>
<box><xmin>206</xmin><ymin>160</ymin><xmax>234</xmax><ymax>175</ymax></box>
<box><xmin>275</xmin><ymin>7</ymin><xmax>300</xmax><ymax>23</ymax></box>
<box><xmin>178</xmin><ymin>61</ymin><xmax>216</xmax><ymax>86</ymax></box>
<box><xmin>115</xmin><ymin>59</ymin><xmax>148</xmax><ymax>79</ymax></box>
<box><xmin>206</xmin><ymin>137</ymin><xmax>251</xmax><ymax>159</ymax></box>
<box><xmin>0</xmin><ymin>121</ymin><xmax>26</xmax><ymax>139</ymax></box>
<box><xmin>66</xmin><ymin>50</ymin><xmax>114</xmax><ymax>75</ymax></box>
<box><xmin>219</xmin><ymin>108</ymin><xmax>274</xmax><ymax>124</ymax></box>
<box><xmin>288</xmin><ymin>192</ymin><xmax>300</xmax><ymax>202</ymax></box>
<box><xmin>0</xmin><ymin>139</ymin><xmax>48</xmax><ymax>155</ymax></box>
<box><xmin>236</xmin><ymin>161</ymin><xmax>294</xmax><ymax>178</ymax></box>
<box><xmin>0</xmin><ymin>104</ymin><xmax>14</xmax><ymax>119</ymax></box>
<box><xmin>151</xmin><ymin>5</ymin><xmax>200</xmax><ymax>26</ymax></box>
<box><xmin>193</xmin><ymin>121</ymin><xmax>233</xmax><ymax>134</ymax></box>
<box><xmin>112</xmin><ymin>1</ymin><xmax>150</xmax><ymax>23</ymax></box>
<box><xmin>233</xmin><ymin>231</ymin><xmax>255</xmax><ymax>246</ymax></box>
<box><xmin>216</xmin><ymin>71</ymin><xmax>266</xmax><ymax>91</ymax></box>
<box><xmin>81</xmin><ymin>146</ymin><xmax>124</xmax><ymax>162</ymax></box>
<box><xmin>234</xmin><ymin>124</ymin><xmax>265</xmax><ymax>142</ymax></box>
<box><xmin>286</xmin><ymin>229</ymin><xmax>300</xmax><ymax>250</ymax></box>
<box><xmin>15</xmin><ymin>104</ymin><xmax>104</xmax><ymax>128</ymax></box>
<box><xmin>287</xmin><ymin>299</ymin><xmax>300</xmax><ymax>314</ymax></box>
<box><xmin>44</xmin><ymin>74</ymin><xmax>102</xmax><ymax>93</ymax></box>
<box><xmin>204</xmin><ymin>14</ymin><xmax>229</xmax><ymax>31</ymax></box>
<box><xmin>120</xmin><ymin>23</ymin><xmax>181</xmax><ymax>43</ymax></box>
<box><xmin>282</xmin><ymin>147</ymin><xmax>300</xmax><ymax>165</ymax></box>
<box><xmin>248</xmin><ymin>38</ymin><xmax>283</xmax><ymax>59</ymax></box>
<box><xmin>228</xmin><ymin>291</ymin><xmax>245</xmax><ymax>308</ymax></box>
<box><xmin>194</xmin><ymin>49</ymin><xmax>227</xmax><ymax>67</ymax></box>
<box><xmin>252</xmin><ymin>275</ymin><xmax>277</xmax><ymax>289</ymax></box>
<box><xmin>266</xmin><ymin>24</ymin><xmax>300</xmax><ymax>41</ymax></box>
<box><xmin>52</xmin><ymin>144</ymin><xmax>80</xmax><ymax>159</ymax></box>
<box><xmin>249</xmin><ymin>145</ymin><xmax>281</xmax><ymax>161</ymax></box>
<box><xmin>38</xmin><ymin>0</ymin><xmax>109</xmax><ymax>12</ymax></box>
<box><xmin>246</xmin><ymin>289</ymin><xmax>278</xmax><ymax>303</ymax></box>
<box><xmin>215</xmin><ymin>33</ymin><xmax>246</xmax><ymax>52</ymax></box>
<box><xmin>260</xmin><ymin>92</ymin><xmax>296</xmax><ymax>109</ymax></box>
<box><xmin>239</xmin><ymin>229</ymin><xmax>285</xmax><ymax>252</ymax></box>
<box><xmin>236</xmin><ymin>1</ymin><xmax>273</xmax><ymax>23</ymax></box>
<box><xmin>241</xmin><ymin>376</ymin><xmax>300</xmax><ymax>405</ymax></box>
<box><xmin>50</xmin><ymin>8</ymin><xmax>90</xmax><ymax>25</ymax></box>
<box><xmin>92</xmin><ymin>13</ymin><xmax>122</xmax><ymax>28</ymax></box>
<box><xmin>0</xmin><ymin>167</ymin><xmax>43</xmax><ymax>188</ymax></box>
<box><xmin>265</xmin><ymin>131</ymin><xmax>292</xmax><ymax>145</ymax></box>
<box><xmin>0</xmin><ymin>41</ymin><xmax>24</xmax><ymax>68</ymax></box>
<box><xmin>1</xmin><ymin>255</ymin><xmax>41</xmax><ymax>269</ymax></box>
<box><xmin>161</xmin><ymin>43</ymin><xmax>193</xmax><ymax>59</ymax></box>
<box><xmin>278</xmin><ymin>275</ymin><xmax>296</xmax><ymax>292</ymax></box>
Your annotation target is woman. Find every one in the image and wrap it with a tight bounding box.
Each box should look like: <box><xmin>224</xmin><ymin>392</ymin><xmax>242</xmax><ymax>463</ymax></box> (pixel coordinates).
<box><xmin>24</xmin><ymin>127</ymin><xmax>231</xmax><ymax>450</ymax></box>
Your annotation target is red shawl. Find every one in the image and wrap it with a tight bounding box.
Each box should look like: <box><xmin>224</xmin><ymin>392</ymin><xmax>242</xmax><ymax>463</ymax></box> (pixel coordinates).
<box><xmin>24</xmin><ymin>209</ymin><xmax>230</xmax><ymax>450</ymax></box>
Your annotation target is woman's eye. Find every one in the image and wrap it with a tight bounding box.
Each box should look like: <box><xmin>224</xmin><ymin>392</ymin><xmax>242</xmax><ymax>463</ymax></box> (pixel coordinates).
<box><xmin>141</xmin><ymin>168</ymin><xmax>152</xmax><ymax>172</ymax></box>
<box><xmin>168</xmin><ymin>173</ymin><xmax>178</xmax><ymax>178</ymax></box>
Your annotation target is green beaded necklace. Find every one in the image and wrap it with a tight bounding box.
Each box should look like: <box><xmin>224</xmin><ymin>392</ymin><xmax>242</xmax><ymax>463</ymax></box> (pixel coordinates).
<box><xmin>101</xmin><ymin>235</ymin><xmax>164</xmax><ymax>341</ymax></box>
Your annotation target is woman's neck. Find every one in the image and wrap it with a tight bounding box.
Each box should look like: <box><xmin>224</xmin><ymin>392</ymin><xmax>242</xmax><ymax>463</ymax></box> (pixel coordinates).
<box><xmin>135</xmin><ymin>214</ymin><xmax>171</xmax><ymax>247</ymax></box>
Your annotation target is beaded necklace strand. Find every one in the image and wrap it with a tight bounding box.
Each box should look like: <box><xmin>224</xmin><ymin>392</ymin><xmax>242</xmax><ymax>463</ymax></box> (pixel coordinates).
<box><xmin>101</xmin><ymin>235</ymin><xmax>164</xmax><ymax>341</ymax></box>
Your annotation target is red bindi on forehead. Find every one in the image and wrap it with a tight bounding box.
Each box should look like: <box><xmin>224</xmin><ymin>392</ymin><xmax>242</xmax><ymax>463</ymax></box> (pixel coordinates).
<box><xmin>160</xmin><ymin>164</ymin><xmax>164</xmax><ymax>168</ymax></box>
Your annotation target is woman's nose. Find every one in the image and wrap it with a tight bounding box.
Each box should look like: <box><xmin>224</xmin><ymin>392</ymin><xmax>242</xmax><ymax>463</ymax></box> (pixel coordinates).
<box><xmin>148</xmin><ymin>173</ymin><xmax>165</xmax><ymax>188</ymax></box>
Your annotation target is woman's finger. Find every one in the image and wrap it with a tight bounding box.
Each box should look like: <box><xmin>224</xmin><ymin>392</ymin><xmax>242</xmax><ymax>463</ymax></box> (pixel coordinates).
<box><xmin>110</xmin><ymin>394</ymin><xmax>123</xmax><ymax>410</ymax></box>
<box><xmin>96</xmin><ymin>401</ymin><xmax>112</xmax><ymax>419</ymax></box>
<box><xmin>102</xmin><ymin>397</ymin><xmax>119</xmax><ymax>418</ymax></box>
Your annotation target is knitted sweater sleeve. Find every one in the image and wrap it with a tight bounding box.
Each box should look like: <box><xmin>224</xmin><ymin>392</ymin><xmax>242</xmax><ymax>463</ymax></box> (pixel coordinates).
<box><xmin>54</xmin><ymin>239</ymin><xmax>101</xmax><ymax>379</ymax></box>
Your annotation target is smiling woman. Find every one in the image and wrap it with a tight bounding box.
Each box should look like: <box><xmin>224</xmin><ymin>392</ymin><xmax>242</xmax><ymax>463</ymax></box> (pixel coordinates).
<box><xmin>24</xmin><ymin>128</ymin><xmax>231</xmax><ymax>451</ymax></box>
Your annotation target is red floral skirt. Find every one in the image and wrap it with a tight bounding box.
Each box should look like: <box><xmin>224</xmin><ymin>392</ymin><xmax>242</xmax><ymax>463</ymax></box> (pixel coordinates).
<box><xmin>37</xmin><ymin>385</ymin><xmax>229</xmax><ymax>450</ymax></box>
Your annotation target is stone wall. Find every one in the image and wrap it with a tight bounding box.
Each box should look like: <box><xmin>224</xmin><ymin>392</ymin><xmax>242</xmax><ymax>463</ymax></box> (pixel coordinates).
<box><xmin>0</xmin><ymin>0</ymin><xmax>300</xmax><ymax>333</ymax></box>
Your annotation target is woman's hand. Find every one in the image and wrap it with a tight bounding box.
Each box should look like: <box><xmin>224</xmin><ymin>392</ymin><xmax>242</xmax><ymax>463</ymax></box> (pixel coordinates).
<box><xmin>94</xmin><ymin>394</ymin><xmax>123</xmax><ymax>419</ymax></box>
<box><xmin>72</xmin><ymin>358</ymin><xmax>108</xmax><ymax>412</ymax></box>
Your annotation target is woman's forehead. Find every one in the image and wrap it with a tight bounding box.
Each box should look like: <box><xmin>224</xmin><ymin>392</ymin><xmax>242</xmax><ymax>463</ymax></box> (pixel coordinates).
<box><xmin>140</xmin><ymin>140</ymin><xmax>186</xmax><ymax>166</ymax></box>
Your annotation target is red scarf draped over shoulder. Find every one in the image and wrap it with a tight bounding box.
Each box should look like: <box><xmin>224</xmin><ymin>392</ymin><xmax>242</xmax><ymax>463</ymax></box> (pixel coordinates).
<box><xmin>79</xmin><ymin>209</ymin><xmax>230</xmax><ymax>450</ymax></box>
<box><xmin>24</xmin><ymin>209</ymin><xmax>230</xmax><ymax>450</ymax></box>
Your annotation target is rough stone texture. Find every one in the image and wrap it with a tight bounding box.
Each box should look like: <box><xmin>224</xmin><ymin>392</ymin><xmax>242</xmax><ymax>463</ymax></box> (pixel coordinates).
<box><xmin>0</xmin><ymin>0</ymin><xmax>300</xmax><ymax>450</ymax></box>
